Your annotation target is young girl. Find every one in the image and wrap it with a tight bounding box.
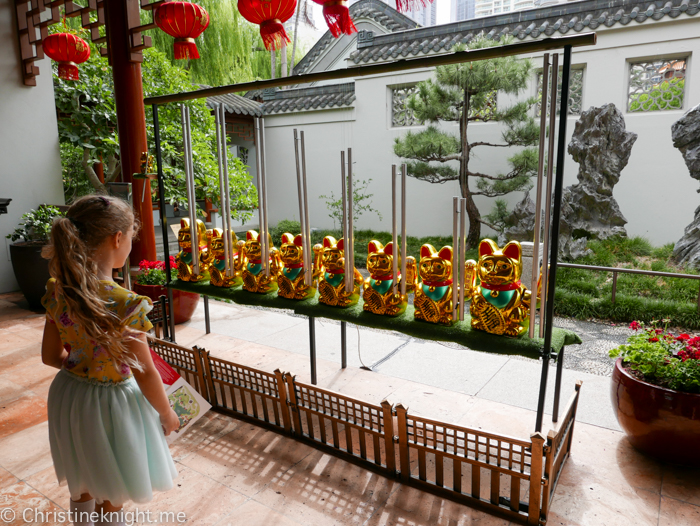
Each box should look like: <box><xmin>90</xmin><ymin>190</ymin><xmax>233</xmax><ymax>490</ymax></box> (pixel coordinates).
<box><xmin>41</xmin><ymin>195</ymin><xmax>180</xmax><ymax>526</ymax></box>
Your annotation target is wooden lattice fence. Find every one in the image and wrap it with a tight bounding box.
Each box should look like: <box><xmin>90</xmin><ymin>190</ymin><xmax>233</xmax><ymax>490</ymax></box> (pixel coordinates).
<box><xmin>148</xmin><ymin>337</ymin><xmax>581</xmax><ymax>525</ymax></box>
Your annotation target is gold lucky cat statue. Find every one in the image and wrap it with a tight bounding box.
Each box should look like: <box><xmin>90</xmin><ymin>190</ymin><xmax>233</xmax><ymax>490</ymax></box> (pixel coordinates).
<box><xmin>241</xmin><ymin>230</ymin><xmax>282</xmax><ymax>294</ymax></box>
<box><xmin>362</xmin><ymin>241</ymin><xmax>417</xmax><ymax>316</ymax></box>
<box><xmin>413</xmin><ymin>244</ymin><xmax>455</xmax><ymax>325</ymax></box>
<box><xmin>208</xmin><ymin>228</ymin><xmax>246</xmax><ymax>288</ymax></box>
<box><xmin>464</xmin><ymin>239</ymin><xmax>533</xmax><ymax>337</ymax></box>
<box><xmin>317</xmin><ymin>236</ymin><xmax>363</xmax><ymax>307</ymax></box>
<box><xmin>277</xmin><ymin>233</ymin><xmax>323</xmax><ymax>300</ymax></box>
<box><xmin>176</xmin><ymin>218</ymin><xmax>212</xmax><ymax>282</ymax></box>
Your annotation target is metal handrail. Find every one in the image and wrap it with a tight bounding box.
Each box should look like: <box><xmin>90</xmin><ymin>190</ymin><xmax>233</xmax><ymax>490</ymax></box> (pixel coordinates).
<box><xmin>557</xmin><ymin>262</ymin><xmax>700</xmax><ymax>312</ymax></box>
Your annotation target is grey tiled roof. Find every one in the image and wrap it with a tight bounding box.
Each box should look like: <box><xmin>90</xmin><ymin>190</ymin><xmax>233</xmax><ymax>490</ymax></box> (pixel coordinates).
<box><xmin>261</xmin><ymin>83</ymin><xmax>356</xmax><ymax>114</ymax></box>
<box><xmin>203</xmin><ymin>87</ymin><xmax>263</xmax><ymax>117</ymax></box>
<box><xmin>293</xmin><ymin>0</ymin><xmax>419</xmax><ymax>76</ymax></box>
<box><xmin>349</xmin><ymin>0</ymin><xmax>700</xmax><ymax>64</ymax></box>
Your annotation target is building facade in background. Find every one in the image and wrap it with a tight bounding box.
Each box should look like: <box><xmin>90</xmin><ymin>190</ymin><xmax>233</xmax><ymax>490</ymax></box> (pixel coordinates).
<box><xmin>475</xmin><ymin>0</ymin><xmax>535</xmax><ymax>17</ymax></box>
<box><xmin>452</xmin><ymin>0</ymin><xmax>476</xmax><ymax>21</ymax></box>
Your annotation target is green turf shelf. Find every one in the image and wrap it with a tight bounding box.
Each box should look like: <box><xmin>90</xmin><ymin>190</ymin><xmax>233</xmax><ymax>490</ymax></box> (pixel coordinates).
<box><xmin>169</xmin><ymin>279</ymin><xmax>581</xmax><ymax>359</ymax></box>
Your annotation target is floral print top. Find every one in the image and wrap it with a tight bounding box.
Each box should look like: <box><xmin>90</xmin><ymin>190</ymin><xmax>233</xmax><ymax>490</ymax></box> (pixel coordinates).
<box><xmin>41</xmin><ymin>278</ymin><xmax>153</xmax><ymax>383</ymax></box>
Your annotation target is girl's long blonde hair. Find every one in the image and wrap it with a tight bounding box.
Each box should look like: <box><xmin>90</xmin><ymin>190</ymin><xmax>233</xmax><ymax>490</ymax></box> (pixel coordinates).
<box><xmin>43</xmin><ymin>195</ymin><xmax>142</xmax><ymax>370</ymax></box>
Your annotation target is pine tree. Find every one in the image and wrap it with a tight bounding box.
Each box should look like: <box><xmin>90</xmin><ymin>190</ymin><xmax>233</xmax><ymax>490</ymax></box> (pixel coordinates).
<box><xmin>393</xmin><ymin>36</ymin><xmax>539</xmax><ymax>249</ymax></box>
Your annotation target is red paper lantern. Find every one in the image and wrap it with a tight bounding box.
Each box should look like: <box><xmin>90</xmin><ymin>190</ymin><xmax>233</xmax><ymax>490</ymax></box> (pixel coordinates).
<box><xmin>311</xmin><ymin>0</ymin><xmax>357</xmax><ymax>38</ymax></box>
<box><xmin>42</xmin><ymin>33</ymin><xmax>90</xmax><ymax>81</ymax></box>
<box><xmin>154</xmin><ymin>1</ymin><xmax>210</xmax><ymax>60</ymax></box>
<box><xmin>394</xmin><ymin>0</ymin><xmax>433</xmax><ymax>14</ymax></box>
<box><xmin>238</xmin><ymin>0</ymin><xmax>297</xmax><ymax>52</ymax></box>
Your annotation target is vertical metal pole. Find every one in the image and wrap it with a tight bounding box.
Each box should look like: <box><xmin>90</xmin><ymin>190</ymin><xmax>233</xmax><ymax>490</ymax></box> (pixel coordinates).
<box><xmin>215</xmin><ymin>104</ymin><xmax>229</xmax><ymax>275</ymax></box>
<box><xmin>309</xmin><ymin>316</ymin><xmax>317</xmax><ymax>384</ymax></box>
<box><xmin>153</xmin><ymin>104</ymin><xmax>176</xmax><ymax>343</ymax></box>
<box><xmin>459</xmin><ymin>198</ymin><xmax>466</xmax><ymax>321</ymax></box>
<box><xmin>612</xmin><ymin>272</ymin><xmax>618</xmax><ymax>303</ymax></box>
<box><xmin>401</xmin><ymin>164</ymin><xmax>407</xmax><ymax>297</ymax></box>
<box><xmin>544</xmin><ymin>45</ymin><xmax>572</xmax><ymax>428</ymax></box>
<box><xmin>260</xmin><ymin>118</ymin><xmax>271</xmax><ymax>277</ymax></box>
<box><xmin>530</xmin><ymin>54</ymin><xmax>550</xmax><ymax>338</ymax></box>
<box><xmin>392</xmin><ymin>165</ymin><xmax>398</xmax><ymax>296</ymax></box>
<box><xmin>540</xmin><ymin>53</ymin><xmax>559</xmax><ymax>338</ymax></box>
<box><xmin>220</xmin><ymin>104</ymin><xmax>234</xmax><ymax>278</ymax></box>
<box><xmin>347</xmin><ymin>148</ymin><xmax>354</xmax><ymax>291</ymax></box>
<box><xmin>181</xmin><ymin>105</ymin><xmax>199</xmax><ymax>276</ymax></box>
<box><xmin>341</xmin><ymin>321</ymin><xmax>347</xmax><ymax>369</ymax></box>
<box><xmin>300</xmin><ymin>132</ymin><xmax>312</xmax><ymax>286</ymax></box>
<box><xmin>452</xmin><ymin>197</ymin><xmax>459</xmax><ymax>321</ymax></box>
<box><xmin>159</xmin><ymin>295</ymin><xmax>170</xmax><ymax>341</ymax></box>
<box><xmin>254</xmin><ymin>119</ymin><xmax>266</xmax><ymax>269</ymax></box>
<box><xmin>340</xmin><ymin>151</ymin><xmax>349</xmax><ymax>289</ymax></box>
<box><xmin>203</xmin><ymin>295</ymin><xmax>211</xmax><ymax>334</ymax></box>
<box><xmin>293</xmin><ymin>129</ymin><xmax>307</xmax><ymax>273</ymax></box>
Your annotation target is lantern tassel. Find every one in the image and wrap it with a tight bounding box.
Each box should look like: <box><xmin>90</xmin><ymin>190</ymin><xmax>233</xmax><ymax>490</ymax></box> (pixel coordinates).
<box><xmin>174</xmin><ymin>38</ymin><xmax>200</xmax><ymax>60</ymax></box>
<box><xmin>395</xmin><ymin>0</ymin><xmax>431</xmax><ymax>13</ymax></box>
<box><xmin>57</xmin><ymin>62</ymin><xmax>80</xmax><ymax>81</ymax></box>
<box><xmin>322</xmin><ymin>2</ymin><xmax>357</xmax><ymax>38</ymax></box>
<box><xmin>260</xmin><ymin>19</ymin><xmax>291</xmax><ymax>52</ymax></box>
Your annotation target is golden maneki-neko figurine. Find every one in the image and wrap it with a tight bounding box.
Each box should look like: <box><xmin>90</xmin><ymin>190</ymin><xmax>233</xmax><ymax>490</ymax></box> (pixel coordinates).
<box><xmin>464</xmin><ymin>239</ymin><xmax>534</xmax><ymax>337</ymax></box>
<box><xmin>413</xmin><ymin>244</ymin><xmax>455</xmax><ymax>325</ymax></box>
<box><xmin>241</xmin><ymin>230</ymin><xmax>283</xmax><ymax>294</ymax></box>
<box><xmin>277</xmin><ymin>233</ymin><xmax>323</xmax><ymax>300</ymax></box>
<box><xmin>208</xmin><ymin>228</ymin><xmax>246</xmax><ymax>288</ymax></box>
<box><xmin>317</xmin><ymin>236</ymin><xmax>363</xmax><ymax>308</ymax></box>
<box><xmin>176</xmin><ymin>218</ymin><xmax>213</xmax><ymax>282</ymax></box>
<box><xmin>362</xmin><ymin>241</ymin><xmax>417</xmax><ymax>317</ymax></box>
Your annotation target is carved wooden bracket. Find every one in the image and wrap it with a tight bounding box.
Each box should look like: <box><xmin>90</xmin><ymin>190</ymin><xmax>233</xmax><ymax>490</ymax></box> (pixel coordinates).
<box><xmin>15</xmin><ymin>0</ymin><xmax>167</xmax><ymax>86</ymax></box>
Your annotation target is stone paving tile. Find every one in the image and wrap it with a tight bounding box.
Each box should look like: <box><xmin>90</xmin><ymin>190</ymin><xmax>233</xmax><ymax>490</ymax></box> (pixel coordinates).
<box><xmin>0</xmin><ymin>395</ymin><xmax>48</xmax><ymax>440</ymax></box>
<box><xmin>212</xmin><ymin>499</ymin><xmax>306</xmax><ymax>526</ymax></box>
<box><xmin>0</xmin><ymin>421</ymin><xmax>54</xmax><ymax>480</ymax></box>
<box><xmin>0</xmin><ymin>482</ymin><xmax>67</xmax><ymax>526</ymax></box>
<box><xmin>657</xmin><ymin>496</ymin><xmax>700</xmax><ymax>526</ymax></box>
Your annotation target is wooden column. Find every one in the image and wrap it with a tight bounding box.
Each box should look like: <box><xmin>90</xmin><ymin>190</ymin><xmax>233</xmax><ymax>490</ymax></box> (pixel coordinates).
<box><xmin>104</xmin><ymin>0</ymin><xmax>155</xmax><ymax>263</ymax></box>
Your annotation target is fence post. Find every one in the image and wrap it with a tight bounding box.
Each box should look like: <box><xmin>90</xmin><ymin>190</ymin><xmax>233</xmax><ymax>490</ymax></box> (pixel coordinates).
<box><xmin>697</xmin><ymin>281</ymin><xmax>700</xmax><ymax>314</ymax></box>
<box><xmin>527</xmin><ymin>432</ymin><xmax>546</xmax><ymax>525</ymax></box>
<box><xmin>381</xmin><ymin>399</ymin><xmax>397</xmax><ymax>475</ymax></box>
<box><xmin>395</xmin><ymin>403</ymin><xmax>411</xmax><ymax>482</ymax></box>
<box><xmin>611</xmin><ymin>271</ymin><xmax>618</xmax><ymax>303</ymax></box>
<box><xmin>284</xmin><ymin>373</ymin><xmax>303</xmax><ymax>437</ymax></box>
<box><xmin>274</xmin><ymin>369</ymin><xmax>293</xmax><ymax>435</ymax></box>
<box><xmin>192</xmin><ymin>345</ymin><xmax>212</xmax><ymax>404</ymax></box>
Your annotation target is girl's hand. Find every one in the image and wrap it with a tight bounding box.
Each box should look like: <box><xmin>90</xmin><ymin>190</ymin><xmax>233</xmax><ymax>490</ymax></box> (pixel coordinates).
<box><xmin>160</xmin><ymin>409</ymin><xmax>180</xmax><ymax>436</ymax></box>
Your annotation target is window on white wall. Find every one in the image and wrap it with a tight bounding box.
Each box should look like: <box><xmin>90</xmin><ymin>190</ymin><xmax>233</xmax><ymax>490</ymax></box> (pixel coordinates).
<box><xmin>536</xmin><ymin>66</ymin><xmax>584</xmax><ymax>116</ymax></box>
<box><xmin>628</xmin><ymin>58</ymin><xmax>687</xmax><ymax>112</ymax></box>
<box><xmin>391</xmin><ymin>85</ymin><xmax>421</xmax><ymax>127</ymax></box>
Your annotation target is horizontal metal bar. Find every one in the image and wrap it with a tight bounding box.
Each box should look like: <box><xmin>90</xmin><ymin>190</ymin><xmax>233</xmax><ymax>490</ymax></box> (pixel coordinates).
<box><xmin>558</xmin><ymin>262</ymin><xmax>700</xmax><ymax>281</ymax></box>
<box><xmin>144</xmin><ymin>33</ymin><xmax>596</xmax><ymax>105</ymax></box>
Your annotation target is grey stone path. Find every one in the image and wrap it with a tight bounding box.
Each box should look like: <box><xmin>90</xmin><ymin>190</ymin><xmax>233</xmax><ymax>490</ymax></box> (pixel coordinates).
<box><xmin>186</xmin><ymin>299</ymin><xmax>638</xmax><ymax>431</ymax></box>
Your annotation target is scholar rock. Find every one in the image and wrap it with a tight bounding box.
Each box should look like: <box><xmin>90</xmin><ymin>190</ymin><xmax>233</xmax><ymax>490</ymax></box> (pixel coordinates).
<box><xmin>671</xmin><ymin>104</ymin><xmax>700</xmax><ymax>268</ymax></box>
<box><xmin>503</xmin><ymin>104</ymin><xmax>636</xmax><ymax>260</ymax></box>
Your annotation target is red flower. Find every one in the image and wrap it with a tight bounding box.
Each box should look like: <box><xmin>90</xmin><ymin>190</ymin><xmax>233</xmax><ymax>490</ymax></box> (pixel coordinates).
<box><xmin>649</xmin><ymin>337</ymin><xmax>660</xmax><ymax>343</ymax></box>
<box><xmin>655</xmin><ymin>328</ymin><xmax>663</xmax><ymax>335</ymax></box>
<box><xmin>676</xmin><ymin>334</ymin><xmax>691</xmax><ymax>341</ymax></box>
<box><xmin>629</xmin><ymin>321</ymin><xmax>641</xmax><ymax>331</ymax></box>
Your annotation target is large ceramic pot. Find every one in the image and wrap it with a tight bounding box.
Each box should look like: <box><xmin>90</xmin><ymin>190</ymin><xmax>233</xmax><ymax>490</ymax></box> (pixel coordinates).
<box><xmin>132</xmin><ymin>283</ymin><xmax>200</xmax><ymax>325</ymax></box>
<box><xmin>611</xmin><ymin>358</ymin><xmax>700</xmax><ymax>466</ymax></box>
<box><xmin>9</xmin><ymin>243</ymin><xmax>51</xmax><ymax>309</ymax></box>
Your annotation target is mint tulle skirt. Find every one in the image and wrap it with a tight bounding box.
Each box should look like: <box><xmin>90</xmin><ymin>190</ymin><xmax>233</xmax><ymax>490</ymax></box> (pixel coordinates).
<box><xmin>47</xmin><ymin>369</ymin><xmax>178</xmax><ymax>506</ymax></box>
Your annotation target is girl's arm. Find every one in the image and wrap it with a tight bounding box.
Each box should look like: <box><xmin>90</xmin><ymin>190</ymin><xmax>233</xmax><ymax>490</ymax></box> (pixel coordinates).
<box><xmin>42</xmin><ymin>319</ymin><xmax>67</xmax><ymax>369</ymax></box>
<box><xmin>126</xmin><ymin>332</ymin><xmax>180</xmax><ymax>435</ymax></box>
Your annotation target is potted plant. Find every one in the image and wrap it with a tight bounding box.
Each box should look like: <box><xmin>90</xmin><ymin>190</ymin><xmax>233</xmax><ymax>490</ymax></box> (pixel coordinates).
<box><xmin>132</xmin><ymin>257</ymin><xmax>200</xmax><ymax>325</ymax></box>
<box><xmin>6</xmin><ymin>206</ymin><xmax>64</xmax><ymax>309</ymax></box>
<box><xmin>609</xmin><ymin>321</ymin><xmax>700</xmax><ymax>466</ymax></box>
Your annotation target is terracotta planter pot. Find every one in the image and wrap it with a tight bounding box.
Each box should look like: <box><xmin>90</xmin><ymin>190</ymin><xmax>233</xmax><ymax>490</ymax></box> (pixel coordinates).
<box><xmin>611</xmin><ymin>358</ymin><xmax>700</xmax><ymax>466</ymax></box>
<box><xmin>132</xmin><ymin>283</ymin><xmax>200</xmax><ymax>325</ymax></box>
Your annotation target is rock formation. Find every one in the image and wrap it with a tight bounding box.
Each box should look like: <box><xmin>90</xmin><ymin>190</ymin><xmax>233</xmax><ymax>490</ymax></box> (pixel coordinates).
<box><xmin>671</xmin><ymin>104</ymin><xmax>700</xmax><ymax>268</ymax></box>
<box><xmin>503</xmin><ymin>103</ymin><xmax>637</xmax><ymax>259</ymax></box>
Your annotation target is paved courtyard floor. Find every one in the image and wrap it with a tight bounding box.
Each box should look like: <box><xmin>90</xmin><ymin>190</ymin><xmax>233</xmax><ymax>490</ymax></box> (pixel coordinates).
<box><xmin>1</xmin><ymin>291</ymin><xmax>699</xmax><ymax>525</ymax></box>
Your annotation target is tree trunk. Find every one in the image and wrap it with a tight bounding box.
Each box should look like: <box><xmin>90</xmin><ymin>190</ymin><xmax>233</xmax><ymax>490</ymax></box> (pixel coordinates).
<box><xmin>82</xmin><ymin>148</ymin><xmax>107</xmax><ymax>193</ymax></box>
<box><xmin>460</xmin><ymin>88</ymin><xmax>481</xmax><ymax>248</ymax></box>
